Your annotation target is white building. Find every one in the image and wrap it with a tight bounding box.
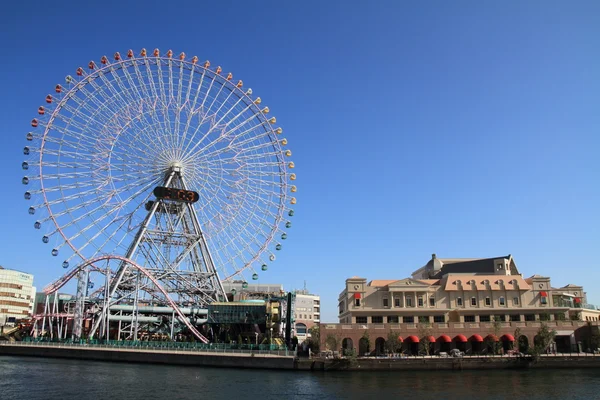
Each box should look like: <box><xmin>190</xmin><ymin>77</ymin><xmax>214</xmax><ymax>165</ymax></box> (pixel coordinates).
<box><xmin>293</xmin><ymin>290</ymin><xmax>320</xmax><ymax>343</ymax></box>
<box><xmin>0</xmin><ymin>266</ymin><xmax>35</xmax><ymax>326</ymax></box>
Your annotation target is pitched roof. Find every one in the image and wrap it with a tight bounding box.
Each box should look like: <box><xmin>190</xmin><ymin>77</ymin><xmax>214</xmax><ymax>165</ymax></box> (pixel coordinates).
<box><xmin>367</xmin><ymin>279</ymin><xmax>440</xmax><ymax>287</ymax></box>
<box><xmin>433</xmin><ymin>256</ymin><xmax>510</xmax><ymax>278</ymax></box>
<box><xmin>524</xmin><ymin>274</ymin><xmax>550</xmax><ymax>284</ymax></box>
<box><xmin>368</xmin><ymin>280</ymin><xmax>398</xmax><ymax>287</ymax></box>
<box><xmin>417</xmin><ymin>279</ymin><xmax>440</xmax><ymax>286</ymax></box>
<box><xmin>443</xmin><ymin>274</ymin><xmax>531</xmax><ymax>291</ymax></box>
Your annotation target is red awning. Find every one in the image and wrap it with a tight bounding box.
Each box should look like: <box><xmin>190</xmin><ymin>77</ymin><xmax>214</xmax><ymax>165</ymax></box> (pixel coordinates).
<box><xmin>427</xmin><ymin>336</ymin><xmax>436</xmax><ymax>343</ymax></box>
<box><xmin>353</xmin><ymin>293</ymin><xmax>361</xmax><ymax>299</ymax></box>
<box><xmin>540</xmin><ymin>291</ymin><xmax>548</xmax><ymax>297</ymax></box>
<box><xmin>501</xmin><ymin>334</ymin><xmax>515</xmax><ymax>342</ymax></box>
<box><xmin>454</xmin><ymin>334</ymin><xmax>468</xmax><ymax>343</ymax></box>
<box><xmin>575</xmin><ymin>297</ymin><xmax>581</xmax><ymax>303</ymax></box>
<box><xmin>397</xmin><ymin>336</ymin><xmax>404</xmax><ymax>343</ymax></box>
<box><xmin>438</xmin><ymin>335</ymin><xmax>452</xmax><ymax>343</ymax></box>
<box><xmin>470</xmin><ymin>334</ymin><xmax>484</xmax><ymax>342</ymax></box>
<box><xmin>485</xmin><ymin>334</ymin><xmax>499</xmax><ymax>342</ymax></box>
<box><xmin>406</xmin><ymin>335</ymin><xmax>420</xmax><ymax>343</ymax></box>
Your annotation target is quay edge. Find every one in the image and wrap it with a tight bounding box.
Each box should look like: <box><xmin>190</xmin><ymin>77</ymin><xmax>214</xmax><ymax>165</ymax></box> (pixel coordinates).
<box><xmin>0</xmin><ymin>343</ymin><xmax>295</xmax><ymax>370</ymax></box>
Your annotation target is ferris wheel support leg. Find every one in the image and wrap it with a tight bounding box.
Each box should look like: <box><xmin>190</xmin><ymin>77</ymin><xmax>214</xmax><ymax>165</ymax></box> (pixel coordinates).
<box><xmin>41</xmin><ymin>296</ymin><xmax>49</xmax><ymax>339</ymax></box>
<box><xmin>72</xmin><ymin>268</ymin><xmax>89</xmax><ymax>340</ymax></box>
<box><xmin>89</xmin><ymin>172</ymin><xmax>176</xmax><ymax>340</ymax></box>
<box><xmin>180</xmin><ymin>175</ymin><xmax>227</xmax><ymax>301</ymax></box>
<box><xmin>132</xmin><ymin>272</ymin><xmax>140</xmax><ymax>341</ymax></box>
<box><xmin>170</xmin><ymin>310</ymin><xmax>175</xmax><ymax>340</ymax></box>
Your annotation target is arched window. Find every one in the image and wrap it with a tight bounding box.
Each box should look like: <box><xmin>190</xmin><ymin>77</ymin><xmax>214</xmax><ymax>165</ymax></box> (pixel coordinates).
<box><xmin>295</xmin><ymin>323</ymin><xmax>307</xmax><ymax>335</ymax></box>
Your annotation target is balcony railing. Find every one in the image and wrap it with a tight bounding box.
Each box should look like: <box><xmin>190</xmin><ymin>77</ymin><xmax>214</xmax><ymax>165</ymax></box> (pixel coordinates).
<box><xmin>321</xmin><ymin>320</ymin><xmax>593</xmax><ymax>330</ymax></box>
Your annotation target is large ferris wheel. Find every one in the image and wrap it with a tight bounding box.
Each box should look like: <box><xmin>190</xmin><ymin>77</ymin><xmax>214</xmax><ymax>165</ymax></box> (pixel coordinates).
<box><xmin>22</xmin><ymin>48</ymin><xmax>297</xmax><ymax>341</ymax></box>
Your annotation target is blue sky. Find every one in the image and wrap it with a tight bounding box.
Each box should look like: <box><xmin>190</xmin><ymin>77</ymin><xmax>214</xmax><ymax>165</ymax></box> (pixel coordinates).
<box><xmin>1</xmin><ymin>1</ymin><xmax>599</xmax><ymax>323</ymax></box>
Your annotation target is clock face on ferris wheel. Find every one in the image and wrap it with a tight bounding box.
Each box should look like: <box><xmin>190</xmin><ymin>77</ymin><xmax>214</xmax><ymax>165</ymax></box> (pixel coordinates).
<box><xmin>22</xmin><ymin>48</ymin><xmax>298</xmax><ymax>284</ymax></box>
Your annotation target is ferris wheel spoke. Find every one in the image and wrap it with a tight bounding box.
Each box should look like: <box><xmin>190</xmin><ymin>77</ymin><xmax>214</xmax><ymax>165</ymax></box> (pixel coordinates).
<box><xmin>179</xmin><ymin>68</ymin><xmax>220</xmax><ymax>155</ymax></box>
<box><xmin>129</xmin><ymin>61</ymin><xmax>171</xmax><ymax>151</ymax></box>
<box><xmin>154</xmin><ymin>57</ymin><xmax>177</xmax><ymax>150</ymax></box>
<box><xmin>182</xmin><ymin>101</ymin><xmax>257</xmax><ymax>159</ymax></box>
<box><xmin>179</xmin><ymin>64</ymin><xmax>207</xmax><ymax>150</ymax></box>
<box><xmin>183</xmin><ymin>112</ymin><xmax>273</xmax><ymax>163</ymax></box>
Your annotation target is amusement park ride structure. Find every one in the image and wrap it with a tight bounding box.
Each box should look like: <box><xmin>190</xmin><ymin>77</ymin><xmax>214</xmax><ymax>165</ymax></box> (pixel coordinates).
<box><xmin>22</xmin><ymin>48</ymin><xmax>297</xmax><ymax>343</ymax></box>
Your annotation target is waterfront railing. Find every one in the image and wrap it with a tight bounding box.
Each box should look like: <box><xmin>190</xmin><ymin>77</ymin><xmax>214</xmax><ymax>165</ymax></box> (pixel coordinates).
<box><xmin>4</xmin><ymin>338</ymin><xmax>291</xmax><ymax>357</ymax></box>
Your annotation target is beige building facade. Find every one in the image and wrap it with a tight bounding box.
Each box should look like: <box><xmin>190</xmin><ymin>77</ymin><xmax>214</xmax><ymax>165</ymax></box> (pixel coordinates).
<box><xmin>322</xmin><ymin>254</ymin><xmax>600</xmax><ymax>355</ymax></box>
<box><xmin>294</xmin><ymin>290</ymin><xmax>320</xmax><ymax>343</ymax></box>
<box><xmin>0</xmin><ymin>266</ymin><xmax>35</xmax><ymax>326</ymax></box>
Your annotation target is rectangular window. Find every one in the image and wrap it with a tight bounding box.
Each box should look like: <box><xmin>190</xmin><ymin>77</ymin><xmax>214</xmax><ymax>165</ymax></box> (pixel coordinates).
<box><xmin>406</xmin><ymin>298</ymin><xmax>413</xmax><ymax>307</ymax></box>
<box><xmin>394</xmin><ymin>298</ymin><xmax>401</xmax><ymax>307</ymax></box>
<box><xmin>403</xmin><ymin>316</ymin><xmax>414</xmax><ymax>323</ymax></box>
<box><xmin>479</xmin><ymin>315</ymin><xmax>491</xmax><ymax>322</ymax></box>
<box><xmin>383</xmin><ymin>298</ymin><xmax>389</xmax><ymax>307</ymax></box>
<box><xmin>372</xmin><ymin>316</ymin><xmax>383</xmax><ymax>323</ymax></box>
<box><xmin>464</xmin><ymin>315</ymin><xmax>476</xmax><ymax>322</ymax></box>
<box><xmin>541</xmin><ymin>297</ymin><xmax>547</xmax><ymax>305</ymax></box>
<box><xmin>429</xmin><ymin>297</ymin><xmax>435</xmax><ymax>307</ymax></box>
<box><xmin>387</xmin><ymin>316</ymin><xmax>399</xmax><ymax>323</ymax></box>
<box><xmin>433</xmin><ymin>315</ymin><xmax>445</xmax><ymax>323</ymax></box>
<box><xmin>457</xmin><ymin>297</ymin><xmax>463</xmax><ymax>306</ymax></box>
<box><xmin>485</xmin><ymin>297</ymin><xmax>491</xmax><ymax>306</ymax></box>
<box><xmin>513</xmin><ymin>297</ymin><xmax>519</xmax><ymax>305</ymax></box>
<box><xmin>356</xmin><ymin>316</ymin><xmax>367</xmax><ymax>323</ymax></box>
<box><xmin>355</xmin><ymin>298</ymin><xmax>361</xmax><ymax>307</ymax></box>
<box><xmin>525</xmin><ymin>314</ymin><xmax>536</xmax><ymax>321</ymax></box>
<box><xmin>499</xmin><ymin>297</ymin><xmax>505</xmax><ymax>306</ymax></box>
<box><xmin>418</xmin><ymin>297</ymin><xmax>424</xmax><ymax>307</ymax></box>
<box><xmin>495</xmin><ymin>315</ymin><xmax>506</xmax><ymax>322</ymax></box>
<box><xmin>471</xmin><ymin>297</ymin><xmax>477</xmax><ymax>306</ymax></box>
<box><xmin>510</xmin><ymin>314</ymin><xmax>521</xmax><ymax>322</ymax></box>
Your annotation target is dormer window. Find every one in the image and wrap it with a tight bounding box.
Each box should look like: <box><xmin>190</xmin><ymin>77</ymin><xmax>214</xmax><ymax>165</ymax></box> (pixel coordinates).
<box><xmin>497</xmin><ymin>264</ymin><xmax>504</xmax><ymax>270</ymax></box>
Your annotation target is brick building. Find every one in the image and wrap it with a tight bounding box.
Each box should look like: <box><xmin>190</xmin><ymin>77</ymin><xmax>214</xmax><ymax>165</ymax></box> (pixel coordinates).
<box><xmin>321</xmin><ymin>254</ymin><xmax>600</xmax><ymax>355</ymax></box>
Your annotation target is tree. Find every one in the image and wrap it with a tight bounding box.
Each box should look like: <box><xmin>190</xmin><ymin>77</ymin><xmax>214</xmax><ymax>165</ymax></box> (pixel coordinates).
<box><xmin>306</xmin><ymin>325</ymin><xmax>320</xmax><ymax>353</ymax></box>
<box><xmin>491</xmin><ymin>316</ymin><xmax>503</xmax><ymax>354</ymax></box>
<box><xmin>325</xmin><ymin>333</ymin><xmax>340</xmax><ymax>353</ymax></box>
<box><xmin>359</xmin><ymin>330</ymin><xmax>371</xmax><ymax>356</ymax></box>
<box><xmin>385</xmin><ymin>330</ymin><xmax>401</xmax><ymax>354</ymax></box>
<box><xmin>514</xmin><ymin>327</ymin><xmax>526</xmax><ymax>353</ymax></box>
<box><xmin>590</xmin><ymin>328</ymin><xmax>600</xmax><ymax>352</ymax></box>
<box><xmin>417</xmin><ymin>318</ymin><xmax>433</xmax><ymax>355</ymax></box>
<box><xmin>533</xmin><ymin>323</ymin><xmax>557</xmax><ymax>356</ymax></box>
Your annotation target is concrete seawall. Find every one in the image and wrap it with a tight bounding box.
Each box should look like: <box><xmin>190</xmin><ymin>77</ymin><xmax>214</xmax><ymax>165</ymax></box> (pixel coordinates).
<box><xmin>3</xmin><ymin>344</ymin><xmax>600</xmax><ymax>372</ymax></box>
<box><xmin>297</xmin><ymin>355</ymin><xmax>600</xmax><ymax>371</ymax></box>
<box><xmin>0</xmin><ymin>343</ymin><xmax>296</xmax><ymax>370</ymax></box>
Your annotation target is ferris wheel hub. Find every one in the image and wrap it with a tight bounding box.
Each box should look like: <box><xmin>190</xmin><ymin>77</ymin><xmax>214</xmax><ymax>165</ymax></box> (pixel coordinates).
<box><xmin>169</xmin><ymin>161</ymin><xmax>184</xmax><ymax>173</ymax></box>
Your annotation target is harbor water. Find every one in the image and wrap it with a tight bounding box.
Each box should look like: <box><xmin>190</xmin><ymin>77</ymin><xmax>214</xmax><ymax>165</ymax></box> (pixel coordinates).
<box><xmin>1</xmin><ymin>356</ymin><xmax>599</xmax><ymax>399</ymax></box>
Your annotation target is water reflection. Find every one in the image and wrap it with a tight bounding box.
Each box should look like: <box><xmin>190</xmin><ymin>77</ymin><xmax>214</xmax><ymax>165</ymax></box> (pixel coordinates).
<box><xmin>1</xmin><ymin>356</ymin><xmax>600</xmax><ymax>400</ymax></box>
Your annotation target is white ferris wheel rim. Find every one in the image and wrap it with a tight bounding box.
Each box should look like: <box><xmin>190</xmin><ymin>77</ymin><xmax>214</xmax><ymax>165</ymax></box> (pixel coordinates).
<box><xmin>23</xmin><ymin>49</ymin><xmax>297</xmax><ymax>283</ymax></box>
